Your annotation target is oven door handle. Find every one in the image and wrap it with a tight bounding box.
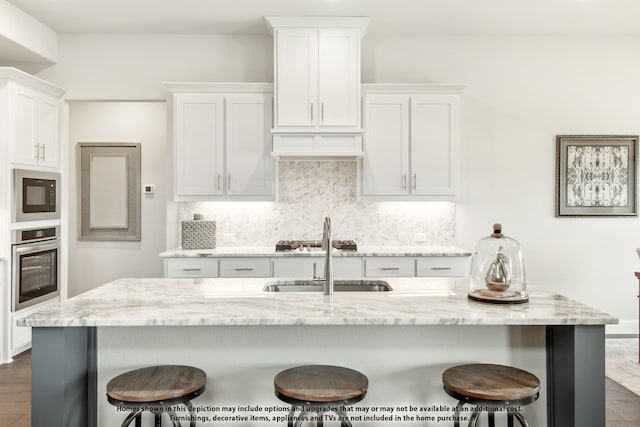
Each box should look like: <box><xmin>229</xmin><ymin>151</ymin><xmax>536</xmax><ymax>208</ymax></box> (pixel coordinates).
<box><xmin>14</xmin><ymin>241</ymin><xmax>60</xmax><ymax>254</ymax></box>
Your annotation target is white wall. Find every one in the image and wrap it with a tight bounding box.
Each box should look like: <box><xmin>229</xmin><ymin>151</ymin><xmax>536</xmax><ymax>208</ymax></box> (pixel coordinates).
<box><xmin>362</xmin><ymin>35</ymin><xmax>640</xmax><ymax>331</ymax></box>
<box><xmin>39</xmin><ymin>33</ymin><xmax>640</xmax><ymax>329</ymax></box>
<box><xmin>67</xmin><ymin>102</ymin><xmax>167</xmax><ymax>296</ymax></box>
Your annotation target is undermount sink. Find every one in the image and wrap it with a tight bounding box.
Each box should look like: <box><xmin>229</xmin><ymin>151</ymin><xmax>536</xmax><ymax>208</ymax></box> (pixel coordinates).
<box><xmin>263</xmin><ymin>279</ymin><xmax>392</xmax><ymax>292</ymax></box>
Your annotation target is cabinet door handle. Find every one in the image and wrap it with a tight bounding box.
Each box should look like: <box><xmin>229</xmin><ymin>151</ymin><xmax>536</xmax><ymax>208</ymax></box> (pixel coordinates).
<box><xmin>182</xmin><ymin>268</ymin><xmax>202</xmax><ymax>272</ymax></box>
<box><xmin>321</xmin><ymin>102</ymin><xmax>324</xmax><ymax>123</ymax></box>
<box><xmin>217</xmin><ymin>173</ymin><xmax>222</xmax><ymax>190</ymax></box>
<box><xmin>430</xmin><ymin>267</ymin><xmax>452</xmax><ymax>271</ymax></box>
<box><xmin>234</xmin><ymin>268</ymin><xmax>254</xmax><ymax>271</ymax></box>
<box><xmin>379</xmin><ymin>267</ymin><xmax>400</xmax><ymax>271</ymax></box>
<box><xmin>34</xmin><ymin>143</ymin><xmax>39</xmax><ymax>160</ymax></box>
<box><xmin>310</xmin><ymin>102</ymin><xmax>314</xmax><ymax>122</ymax></box>
<box><xmin>402</xmin><ymin>173</ymin><xmax>407</xmax><ymax>189</ymax></box>
<box><xmin>40</xmin><ymin>144</ymin><xmax>45</xmax><ymax>160</ymax></box>
<box><xmin>228</xmin><ymin>173</ymin><xmax>231</xmax><ymax>190</ymax></box>
<box><xmin>412</xmin><ymin>173</ymin><xmax>417</xmax><ymax>190</ymax></box>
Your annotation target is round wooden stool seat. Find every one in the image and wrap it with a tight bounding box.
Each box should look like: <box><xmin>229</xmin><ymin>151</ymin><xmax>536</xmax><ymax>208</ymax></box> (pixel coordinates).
<box><xmin>442</xmin><ymin>364</ymin><xmax>540</xmax><ymax>427</ymax></box>
<box><xmin>107</xmin><ymin>365</ymin><xmax>207</xmax><ymax>427</ymax></box>
<box><xmin>274</xmin><ymin>365</ymin><xmax>368</xmax><ymax>427</ymax></box>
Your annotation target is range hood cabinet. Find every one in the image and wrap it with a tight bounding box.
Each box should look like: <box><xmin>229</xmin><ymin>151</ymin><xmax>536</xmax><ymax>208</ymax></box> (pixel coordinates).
<box><xmin>266</xmin><ymin>16</ymin><xmax>368</xmax><ymax>158</ymax></box>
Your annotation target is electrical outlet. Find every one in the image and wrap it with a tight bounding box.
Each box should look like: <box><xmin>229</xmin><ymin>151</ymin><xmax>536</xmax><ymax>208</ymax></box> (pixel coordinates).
<box><xmin>414</xmin><ymin>232</ymin><xmax>427</xmax><ymax>242</ymax></box>
<box><xmin>222</xmin><ymin>233</ymin><xmax>236</xmax><ymax>243</ymax></box>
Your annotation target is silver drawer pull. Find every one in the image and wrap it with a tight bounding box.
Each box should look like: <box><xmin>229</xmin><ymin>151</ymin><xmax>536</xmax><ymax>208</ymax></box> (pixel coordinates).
<box><xmin>430</xmin><ymin>267</ymin><xmax>452</xmax><ymax>271</ymax></box>
<box><xmin>234</xmin><ymin>268</ymin><xmax>254</xmax><ymax>271</ymax></box>
<box><xmin>379</xmin><ymin>267</ymin><xmax>400</xmax><ymax>271</ymax></box>
<box><xmin>182</xmin><ymin>268</ymin><xmax>202</xmax><ymax>272</ymax></box>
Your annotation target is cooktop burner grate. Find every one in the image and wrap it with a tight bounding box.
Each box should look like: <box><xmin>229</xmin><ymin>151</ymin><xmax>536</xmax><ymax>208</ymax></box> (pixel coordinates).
<box><xmin>275</xmin><ymin>240</ymin><xmax>357</xmax><ymax>252</ymax></box>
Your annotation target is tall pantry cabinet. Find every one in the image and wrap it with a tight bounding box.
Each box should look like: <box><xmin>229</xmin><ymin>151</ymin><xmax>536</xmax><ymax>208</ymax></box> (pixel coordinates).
<box><xmin>0</xmin><ymin>67</ymin><xmax>65</xmax><ymax>362</ymax></box>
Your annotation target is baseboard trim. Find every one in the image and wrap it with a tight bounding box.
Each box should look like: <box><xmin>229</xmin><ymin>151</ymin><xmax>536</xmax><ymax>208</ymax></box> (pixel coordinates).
<box><xmin>606</xmin><ymin>319</ymin><xmax>638</xmax><ymax>337</ymax></box>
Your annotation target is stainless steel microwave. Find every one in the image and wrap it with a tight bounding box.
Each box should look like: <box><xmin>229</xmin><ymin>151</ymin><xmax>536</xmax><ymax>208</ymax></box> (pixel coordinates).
<box><xmin>13</xmin><ymin>169</ymin><xmax>60</xmax><ymax>222</ymax></box>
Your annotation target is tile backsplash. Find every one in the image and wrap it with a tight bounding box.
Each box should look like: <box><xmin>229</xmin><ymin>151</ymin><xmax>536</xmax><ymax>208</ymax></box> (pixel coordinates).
<box><xmin>179</xmin><ymin>161</ymin><xmax>456</xmax><ymax>247</ymax></box>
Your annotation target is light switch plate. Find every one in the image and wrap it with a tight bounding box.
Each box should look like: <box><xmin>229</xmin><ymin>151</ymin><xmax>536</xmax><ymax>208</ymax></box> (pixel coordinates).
<box><xmin>143</xmin><ymin>184</ymin><xmax>155</xmax><ymax>194</ymax></box>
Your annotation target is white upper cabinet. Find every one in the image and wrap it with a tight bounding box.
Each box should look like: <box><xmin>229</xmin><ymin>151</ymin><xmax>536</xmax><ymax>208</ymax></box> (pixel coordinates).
<box><xmin>225</xmin><ymin>94</ymin><xmax>274</xmax><ymax>197</ymax></box>
<box><xmin>361</xmin><ymin>84</ymin><xmax>466</xmax><ymax>200</ymax></box>
<box><xmin>266</xmin><ymin>17</ymin><xmax>367</xmax><ymax>134</ymax></box>
<box><xmin>174</xmin><ymin>93</ymin><xmax>224</xmax><ymax>197</ymax></box>
<box><xmin>10</xmin><ymin>82</ymin><xmax>62</xmax><ymax>169</ymax></box>
<box><xmin>169</xmin><ymin>83</ymin><xmax>275</xmax><ymax>201</ymax></box>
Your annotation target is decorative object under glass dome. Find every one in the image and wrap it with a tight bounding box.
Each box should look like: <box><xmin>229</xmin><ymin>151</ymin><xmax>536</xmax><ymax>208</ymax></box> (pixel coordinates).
<box><xmin>468</xmin><ymin>223</ymin><xmax>528</xmax><ymax>304</ymax></box>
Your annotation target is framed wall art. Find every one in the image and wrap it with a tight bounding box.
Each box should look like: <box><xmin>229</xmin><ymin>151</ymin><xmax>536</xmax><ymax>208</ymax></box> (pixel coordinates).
<box><xmin>79</xmin><ymin>142</ymin><xmax>141</xmax><ymax>240</ymax></box>
<box><xmin>556</xmin><ymin>135</ymin><xmax>638</xmax><ymax>217</ymax></box>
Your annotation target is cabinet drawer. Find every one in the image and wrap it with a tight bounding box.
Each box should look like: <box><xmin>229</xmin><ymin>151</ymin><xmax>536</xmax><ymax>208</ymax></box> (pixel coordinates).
<box><xmin>272</xmin><ymin>257</ymin><xmax>363</xmax><ymax>278</ymax></box>
<box><xmin>364</xmin><ymin>257</ymin><xmax>415</xmax><ymax>277</ymax></box>
<box><xmin>219</xmin><ymin>258</ymin><xmax>271</xmax><ymax>277</ymax></box>
<box><xmin>165</xmin><ymin>258</ymin><xmax>219</xmax><ymax>278</ymax></box>
<box><xmin>416</xmin><ymin>257</ymin><xmax>469</xmax><ymax>277</ymax></box>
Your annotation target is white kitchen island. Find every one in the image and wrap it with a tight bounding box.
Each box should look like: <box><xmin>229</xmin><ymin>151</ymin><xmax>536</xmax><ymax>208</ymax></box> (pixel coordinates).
<box><xmin>20</xmin><ymin>277</ymin><xmax>616</xmax><ymax>427</ymax></box>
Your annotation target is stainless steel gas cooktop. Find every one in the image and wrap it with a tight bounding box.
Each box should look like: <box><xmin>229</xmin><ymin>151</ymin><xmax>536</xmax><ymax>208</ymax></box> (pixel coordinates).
<box><xmin>275</xmin><ymin>240</ymin><xmax>357</xmax><ymax>252</ymax></box>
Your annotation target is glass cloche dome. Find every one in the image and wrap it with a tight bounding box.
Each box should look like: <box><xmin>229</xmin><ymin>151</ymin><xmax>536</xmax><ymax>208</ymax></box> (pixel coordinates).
<box><xmin>468</xmin><ymin>223</ymin><xmax>528</xmax><ymax>304</ymax></box>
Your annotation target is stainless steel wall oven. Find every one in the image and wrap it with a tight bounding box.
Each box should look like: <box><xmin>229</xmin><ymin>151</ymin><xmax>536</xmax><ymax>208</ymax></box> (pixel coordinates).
<box><xmin>12</xmin><ymin>226</ymin><xmax>60</xmax><ymax>311</ymax></box>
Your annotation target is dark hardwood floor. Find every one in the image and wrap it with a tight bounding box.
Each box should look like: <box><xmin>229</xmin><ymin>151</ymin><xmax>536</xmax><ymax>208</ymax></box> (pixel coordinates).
<box><xmin>0</xmin><ymin>350</ymin><xmax>30</xmax><ymax>427</ymax></box>
<box><xmin>1</xmin><ymin>350</ymin><xmax>639</xmax><ymax>426</ymax></box>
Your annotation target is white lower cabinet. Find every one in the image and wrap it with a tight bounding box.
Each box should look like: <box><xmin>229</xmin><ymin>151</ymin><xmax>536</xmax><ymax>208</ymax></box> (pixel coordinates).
<box><xmin>364</xmin><ymin>257</ymin><xmax>415</xmax><ymax>277</ymax></box>
<box><xmin>219</xmin><ymin>258</ymin><xmax>271</xmax><ymax>278</ymax></box>
<box><xmin>272</xmin><ymin>257</ymin><xmax>362</xmax><ymax>279</ymax></box>
<box><xmin>164</xmin><ymin>255</ymin><xmax>468</xmax><ymax>279</ymax></box>
<box><xmin>416</xmin><ymin>257</ymin><xmax>469</xmax><ymax>277</ymax></box>
<box><xmin>164</xmin><ymin>258</ymin><xmax>219</xmax><ymax>278</ymax></box>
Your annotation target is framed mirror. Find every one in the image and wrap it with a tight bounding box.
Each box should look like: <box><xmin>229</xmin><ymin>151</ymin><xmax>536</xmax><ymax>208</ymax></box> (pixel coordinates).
<box><xmin>79</xmin><ymin>142</ymin><xmax>141</xmax><ymax>240</ymax></box>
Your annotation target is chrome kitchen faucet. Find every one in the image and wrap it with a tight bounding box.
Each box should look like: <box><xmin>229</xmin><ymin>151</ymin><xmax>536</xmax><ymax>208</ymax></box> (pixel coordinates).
<box><xmin>321</xmin><ymin>217</ymin><xmax>334</xmax><ymax>296</ymax></box>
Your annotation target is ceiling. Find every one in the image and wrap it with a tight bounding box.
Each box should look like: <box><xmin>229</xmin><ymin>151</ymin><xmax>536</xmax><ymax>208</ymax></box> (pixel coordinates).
<box><xmin>7</xmin><ymin>0</ymin><xmax>640</xmax><ymax>36</ymax></box>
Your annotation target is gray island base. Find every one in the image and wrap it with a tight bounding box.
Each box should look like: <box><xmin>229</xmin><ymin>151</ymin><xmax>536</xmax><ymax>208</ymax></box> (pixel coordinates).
<box><xmin>21</xmin><ymin>277</ymin><xmax>616</xmax><ymax>427</ymax></box>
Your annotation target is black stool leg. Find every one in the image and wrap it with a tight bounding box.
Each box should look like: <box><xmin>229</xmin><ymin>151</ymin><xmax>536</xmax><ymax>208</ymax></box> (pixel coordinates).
<box><xmin>154</xmin><ymin>412</ymin><xmax>162</xmax><ymax>427</ymax></box>
<box><xmin>316</xmin><ymin>410</ymin><xmax>324</xmax><ymax>427</ymax></box>
<box><xmin>513</xmin><ymin>412</ymin><xmax>530</xmax><ymax>427</ymax></box>
<box><xmin>336</xmin><ymin>408</ymin><xmax>353</xmax><ymax>427</ymax></box>
<box><xmin>453</xmin><ymin>401</ymin><xmax>465</xmax><ymax>427</ymax></box>
<box><xmin>488</xmin><ymin>410</ymin><xmax>495</xmax><ymax>427</ymax></box>
<box><xmin>293</xmin><ymin>407</ymin><xmax>311</xmax><ymax>427</ymax></box>
<box><xmin>120</xmin><ymin>409</ymin><xmax>144</xmax><ymax>427</ymax></box>
<box><xmin>286</xmin><ymin>406</ymin><xmax>296</xmax><ymax>427</ymax></box>
<box><xmin>184</xmin><ymin>400</ymin><xmax>197</xmax><ymax>427</ymax></box>
<box><xmin>468</xmin><ymin>410</ymin><xmax>481</xmax><ymax>427</ymax></box>
<box><xmin>508</xmin><ymin>413</ymin><xmax>514</xmax><ymax>427</ymax></box>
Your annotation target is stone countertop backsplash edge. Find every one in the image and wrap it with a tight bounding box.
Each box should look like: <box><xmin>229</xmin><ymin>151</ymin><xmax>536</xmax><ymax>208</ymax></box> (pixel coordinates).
<box><xmin>160</xmin><ymin>246</ymin><xmax>472</xmax><ymax>258</ymax></box>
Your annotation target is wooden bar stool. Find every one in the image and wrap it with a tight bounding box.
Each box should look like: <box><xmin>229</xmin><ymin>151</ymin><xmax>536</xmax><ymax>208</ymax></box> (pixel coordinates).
<box><xmin>107</xmin><ymin>365</ymin><xmax>207</xmax><ymax>427</ymax></box>
<box><xmin>442</xmin><ymin>364</ymin><xmax>540</xmax><ymax>427</ymax></box>
<box><xmin>274</xmin><ymin>365</ymin><xmax>368</xmax><ymax>427</ymax></box>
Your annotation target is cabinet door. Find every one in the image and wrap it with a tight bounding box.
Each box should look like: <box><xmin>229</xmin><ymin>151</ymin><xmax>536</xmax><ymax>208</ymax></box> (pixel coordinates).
<box><xmin>174</xmin><ymin>93</ymin><xmax>224</xmax><ymax>196</ymax></box>
<box><xmin>410</xmin><ymin>95</ymin><xmax>458</xmax><ymax>196</ymax></box>
<box><xmin>275</xmin><ymin>28</ymin><xmax>318</xmax><ymax>127</ymax></box>
<box><xmin>225</xmin><ymin>94</ymin><xmax>275</xmax><ymax>197</ymax></box>
<box><xmin>11</xmin><ymin>85</ymin><xmax>38</xmax><ymax>166</ymax></box>
<box><xmin>36</xmin><ymin>95</ymin><xmax>60</xmax><ymax>168</ymax></box>
<box><xmin>318</xmin><ymin>29</ymin><xmax>359</xmax><ymax>127</ymax></box>
<box><xmin>362</xmin><ymin>95</ymin><xmax>409</xmax><ymax>195</ymax></box>
<box><xmin>272</xmin><ymin>257</ymin><xmax>362</xmax><ymax>279</ymax></box>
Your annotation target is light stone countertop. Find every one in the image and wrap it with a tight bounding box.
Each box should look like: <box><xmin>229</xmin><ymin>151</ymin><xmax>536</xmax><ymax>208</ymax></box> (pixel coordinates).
<box><xmin>159</xmin><ymin>246</ymin><xmax>472</xmax><ymax>258</ymax></box>
<box><xmin>19</xmin><ymin>277</ymin><xmax>617</xmax><ymax>328</ymax></box>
